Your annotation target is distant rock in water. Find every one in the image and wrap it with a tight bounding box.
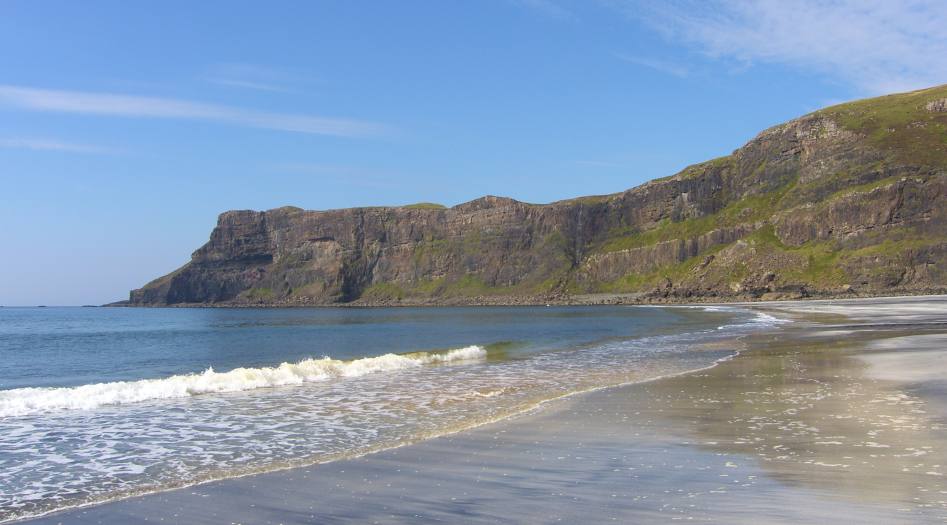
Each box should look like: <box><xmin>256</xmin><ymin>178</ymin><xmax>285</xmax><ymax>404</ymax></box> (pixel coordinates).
<box><xmin>129</xmin><ymin>85</ymin><xmax>947</xmax><ymax>306</ymax></box>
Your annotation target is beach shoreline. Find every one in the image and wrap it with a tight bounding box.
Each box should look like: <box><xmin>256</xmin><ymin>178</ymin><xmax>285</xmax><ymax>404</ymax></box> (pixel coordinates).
<box><xmin>104</xmin><ymin>290</ymin><xmax>947</xmax><ymax>308</ymax></box>
<box><xmin>16</xmin><ymin>295</ymin><xmax>947</xmax><ymax>524</ymax></box>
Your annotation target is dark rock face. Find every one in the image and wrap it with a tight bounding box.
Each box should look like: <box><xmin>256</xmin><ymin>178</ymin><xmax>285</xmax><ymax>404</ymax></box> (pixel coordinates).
<box><xmin>129</xmin><ymin>85</ymin><xmax>947</xmax><ymax>305</ymax></box>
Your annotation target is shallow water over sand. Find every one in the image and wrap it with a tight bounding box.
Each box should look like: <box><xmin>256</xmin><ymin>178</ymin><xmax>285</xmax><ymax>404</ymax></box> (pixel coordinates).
<box><xmin>1</xmin><ymin>305</ymin><xmax>774</xmax><ymax>522</ymax></box>
<box><xmin>22</xmin><ymin>305</ymin><xmax>947</xmax><ymax>524</ymax></box>
<box><xmin>646</xmin><ymin>326</ymin><xmax>947</xmax><ymax>519</ymax></box>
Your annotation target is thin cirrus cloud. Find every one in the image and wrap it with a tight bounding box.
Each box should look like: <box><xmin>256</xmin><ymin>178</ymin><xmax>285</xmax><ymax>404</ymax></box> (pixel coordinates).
<box><xmin>208</xmin><ymin>78</ymin><xmax>291</xmax><ymax>93</ymax></box>
<box><xmin>205</xmin><ymin>63</ymin><xmax>299</xmax><ymax>93</ymax></box>
<box><xmin>622</xmin><ymin>0</ymin><xmax>947</xmax><ymax>94</ymax></box>
<box><xmin>0</xmin><ymin>137</ymin><xmax>110</xmax><ymax>154</ymax></box>
<box><xmin>0</xmin><ymin>84</ymin><xmax>389</xmax><ymax>138</ymax></box>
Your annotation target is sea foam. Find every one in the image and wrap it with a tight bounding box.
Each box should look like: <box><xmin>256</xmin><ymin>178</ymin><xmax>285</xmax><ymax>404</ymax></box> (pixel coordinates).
<box><xmin>0</xmin><ymin>345</ymin><xmax>486</xmax><ymax>417</ymax></box>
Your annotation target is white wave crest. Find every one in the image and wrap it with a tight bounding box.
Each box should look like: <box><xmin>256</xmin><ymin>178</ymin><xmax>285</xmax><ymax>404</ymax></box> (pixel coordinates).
<box><xmin>0</xmin><ymin>345</ymin><xmax>486</xmax><ymax>418</ymax></box>
<box><xmin>750</xmin><ymin>311</ymin><xmax>788</xmax><ymax>325</ymax></box>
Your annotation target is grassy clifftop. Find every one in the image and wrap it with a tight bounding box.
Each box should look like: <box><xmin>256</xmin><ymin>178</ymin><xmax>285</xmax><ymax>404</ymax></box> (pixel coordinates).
<box><xmin>819</xmin><ymin>85</ymin><xmax>947</xmax><ymax>168</ymax></box>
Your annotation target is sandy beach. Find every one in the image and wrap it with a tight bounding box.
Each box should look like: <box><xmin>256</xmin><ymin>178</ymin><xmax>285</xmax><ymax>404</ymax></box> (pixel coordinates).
<box><xmin>20</xmin><ymin>296</ymin><xmax>947</xmax><ymax>524</ymax></box>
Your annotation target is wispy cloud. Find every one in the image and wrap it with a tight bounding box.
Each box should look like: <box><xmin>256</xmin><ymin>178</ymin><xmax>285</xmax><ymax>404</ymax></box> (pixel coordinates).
<box><xmin>0</xmin><ymin>85</ymin><xmax>389</xmax><ymax>138</ymax></box>
<box><xmin>209</xmin><ymin>78</ymin><xmax>291</xmax><ymax>93</ymax></box>
<box><xmin>512</xmin><ymin>0</ymin><xmax>573</xmax><ymax>19</ymax></box>
<box><xmin>619</xmin><ymin>0</ymin><xmax>947</xmax><ymax>94</ymax></box>
<box><xmin>0</xmin><ymin>137</ymin><xmax>111</xmax><ymax>154</ymax></box>
<box><xmin>615</xmin><ymin>53</ymin><xmax>689</xmax><ymax>78</ymax></box>
<box><xmin>205</xmin><ymin>63</ymin><xmax>299</xmax><ymax>93</ymax></box>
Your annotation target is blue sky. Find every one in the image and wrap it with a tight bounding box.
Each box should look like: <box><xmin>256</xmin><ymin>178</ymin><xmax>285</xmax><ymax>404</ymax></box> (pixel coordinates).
<box><xmin>2</xmin><ymin>0</ymin><xmax>946</xmax><ymax>305</ymax></box>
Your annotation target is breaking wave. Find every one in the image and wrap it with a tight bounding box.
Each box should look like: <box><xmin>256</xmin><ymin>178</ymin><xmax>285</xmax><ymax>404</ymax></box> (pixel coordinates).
<box><xmin>0</xmin><ymin>345</ymin><xmax>486</xmax><ymax>418</ymax></box>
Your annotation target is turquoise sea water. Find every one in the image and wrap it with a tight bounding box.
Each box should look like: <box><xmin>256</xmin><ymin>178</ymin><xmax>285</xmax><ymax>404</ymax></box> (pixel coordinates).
<box><xmin>0</xmin><ymin>305</ymin><xmax>781</xmax><ymax>521</ymax></box>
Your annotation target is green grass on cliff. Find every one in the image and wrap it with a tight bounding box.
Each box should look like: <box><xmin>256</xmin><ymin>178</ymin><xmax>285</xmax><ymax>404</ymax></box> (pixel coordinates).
<box><xmin>441</xmin><ymin>275</ymin><xmax>500</xmax><ymax>295</ymax></box>
<box><xmin>589</xmin><ymin>221</ymin><xmax>947</xmax><ymax>297</ymax></box>
<box><xmin>360</xmin><ymin>282</ymin><xmax>406</xmax><ymax>301</ymax></box>
<box><xmin>358</xmin><ymin>266</ymin><xmax>580</xmax><ymax>301</ymax></box>
<box><xmin>845</xmin><ymin>236</ymin><xmax>947</xmax><ymax>258</ymax></box>
<box><xmin>361</xmin><ymin>275</ymin><xmax>523</xmax><ymax>300</ymax></box>
<box><xmin>655</xmin><ymin>155</ymin><xmax>733</xmax><ymax>182</ymax></box>
<box><xmin>820</xmin><ymin>172</ymin><xmax>902</xmax><ymax>202</ymax></box>
<box><xmin>592</xmin><ymin>225</ymin><xmax>852</xmax><ymax>294</ymax></box>
<box><xmin>596</xmin><ymin>182</ymin><xmax>795</xmax><ymax>254</ymax></box>
<box><xmin>591</xmin><ymin>244</ymin><xmax>729</xmax><ymax>293</ymax></box>
<box><xmin>745</xmin><ymin>226</ymin><xmax>847</xmax><ymax>286</ymax></box>
<box><xmin>818</xmin><ymin>84</ymin><xmax>947</xmax><ymax>168</ymax></box>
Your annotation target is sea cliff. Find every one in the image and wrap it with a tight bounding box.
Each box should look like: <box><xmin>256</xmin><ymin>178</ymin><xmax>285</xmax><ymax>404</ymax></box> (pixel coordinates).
<box><xmin>126</xmin><ymin>85</ymin><xmax>947</xmax><ymax>306</ymax></box>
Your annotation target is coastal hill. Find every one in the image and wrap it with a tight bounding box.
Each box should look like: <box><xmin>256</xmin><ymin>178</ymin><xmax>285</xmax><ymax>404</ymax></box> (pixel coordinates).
<box><xmin>127</xmin><ymin>85</ymin><xmax>947</xmax><ymax>306</ymax></box>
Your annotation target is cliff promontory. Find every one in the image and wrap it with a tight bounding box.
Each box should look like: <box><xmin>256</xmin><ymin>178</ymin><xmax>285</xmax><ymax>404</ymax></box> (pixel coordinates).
<box><xmin>127</xmin><ymin>85</ymin><xmax>947</xmax><ymax>305</ymax></box>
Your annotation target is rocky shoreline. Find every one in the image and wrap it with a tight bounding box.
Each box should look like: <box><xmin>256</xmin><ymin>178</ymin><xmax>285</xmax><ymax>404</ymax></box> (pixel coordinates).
<box><xmin>107</xmin><ymin>288</ymin><xmax>947</xmax><ymax>308</ymax></box>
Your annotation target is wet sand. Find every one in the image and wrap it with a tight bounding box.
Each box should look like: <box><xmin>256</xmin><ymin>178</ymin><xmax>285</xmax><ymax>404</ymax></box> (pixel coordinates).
<box><xmin>22</xmin><ymin>296</ymin><xmax>947</xmax><ymax>524</ymax></box>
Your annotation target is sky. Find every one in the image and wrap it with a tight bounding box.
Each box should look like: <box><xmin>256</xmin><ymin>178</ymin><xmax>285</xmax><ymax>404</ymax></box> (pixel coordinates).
<box><xmin>2</xmin><ymin>0</ymin><xmax>946</xmax><ymax>306</ymax></box>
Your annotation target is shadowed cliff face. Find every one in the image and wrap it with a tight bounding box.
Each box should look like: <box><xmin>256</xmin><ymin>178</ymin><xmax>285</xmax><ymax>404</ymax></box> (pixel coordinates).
<box><xmin>129</xmin><ymin>85</ymin><xmax>947</xmax><ymax>305</ymax></box>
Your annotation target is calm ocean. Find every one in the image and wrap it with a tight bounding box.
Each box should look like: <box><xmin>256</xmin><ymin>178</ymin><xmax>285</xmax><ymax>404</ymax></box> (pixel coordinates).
<box><xmin>0</xmin><ymin>305</ymin><xmax>783</xmax><ymax>521</ymax></box>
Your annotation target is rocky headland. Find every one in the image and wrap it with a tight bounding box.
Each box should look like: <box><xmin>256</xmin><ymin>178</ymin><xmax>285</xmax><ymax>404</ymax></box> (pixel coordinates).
<box><xmin>123</xmin><ymin>85</ymin><xmax>947</xmax><ymax>306</ymax></box>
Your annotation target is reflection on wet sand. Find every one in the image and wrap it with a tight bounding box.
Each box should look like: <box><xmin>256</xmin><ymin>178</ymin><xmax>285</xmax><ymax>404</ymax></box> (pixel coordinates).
<box><xmin>650</xmin><ymin>324</ymin><xmax>947</xmax><ymax>516</ymax></box>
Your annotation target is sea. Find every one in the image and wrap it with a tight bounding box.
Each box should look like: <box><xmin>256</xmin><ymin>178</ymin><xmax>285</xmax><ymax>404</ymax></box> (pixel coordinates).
<box><xmin>0</xmin><ymin>305</ymin><xmax>785</xmax><ymax>521</ymax></box>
